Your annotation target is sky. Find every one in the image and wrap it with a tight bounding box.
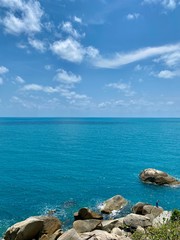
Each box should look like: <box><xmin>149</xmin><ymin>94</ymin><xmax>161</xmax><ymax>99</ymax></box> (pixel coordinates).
<box><xmin>0</xmin><ymin>0</ymin><xmax>180</xmax><ymax>117</ymax></box>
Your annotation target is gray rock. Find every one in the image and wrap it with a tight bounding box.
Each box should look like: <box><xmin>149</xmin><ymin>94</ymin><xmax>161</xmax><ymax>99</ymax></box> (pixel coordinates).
<box><xmin>73</xmin><ymin>219</ymin><xmax>102</xmax><ymax>233</ymax></box>
<box><xmin>37</xmin><ymin>216</ymin><xmax>62</xmax><ymax>236</ymax></box>
<box><xmin>57</xmin><ymin>228</ymin><xmax>81</xmax><ymax>240</ymax></box>
<box><xmin>139</xmin><ymin>168</ymin><xmax>180</xmax><ymax>186</ymax></box>
<box><xmin>132</xmin><ymin>202</ymin><xmax>163</xmax><ymax>219</ymax></box>
<box><xmin>80</xmin><ymin>230</ymin><xmax>131</xmax><ymax>240</ymax></box>
<box><xmin>4</xmin><ymin>217</ymin><xmax>44</xmax><ymax>240</ymax></box>
<box><xmin>100</xmin><ymin>195</ymin><xmax>128</xmax><ymax>214</ymax></box>
<box><xmin>123</xmin><ymin>213</ymin><xmax>152</xmax><ymax>228</ymax></box>
<box><xmin>4</xmin><ymin>216</ymin><xmax>62</xmax><ymax>240</ymax></box>
<box><xmin>111</xmin><ymin>227</ymin><xmax>123</xmax><ymax>236</ymax></box>
<box><xmin>101</xmin><ymin>218</ymin><xmax>124</xmax><ymax>232</ymax></box>
<box><xmin>74</xmin><ymin>207</ymin><xmax>103</xmax><ymax>220</ymax></box>
<box><xmin>136</xmin><ymin>226</ymin><xmax>145</xmax><ymax>234</ymax></box>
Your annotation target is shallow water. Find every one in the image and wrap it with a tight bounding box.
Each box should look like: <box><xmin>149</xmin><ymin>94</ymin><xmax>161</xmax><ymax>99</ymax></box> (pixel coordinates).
<box><xmin>0</xmin><ymin>118</ymin><xmax>179</xmax><ymax>236</ymax></box>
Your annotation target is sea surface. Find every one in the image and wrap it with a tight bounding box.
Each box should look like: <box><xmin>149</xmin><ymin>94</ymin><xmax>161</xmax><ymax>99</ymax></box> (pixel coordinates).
<box><xmin>0</xmin><ymin>118</ymin><xmax>180</xmax><ymax>236</ymax></box>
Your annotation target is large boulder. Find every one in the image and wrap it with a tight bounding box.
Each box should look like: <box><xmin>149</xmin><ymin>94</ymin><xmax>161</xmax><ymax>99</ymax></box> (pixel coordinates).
<box><xmin>4</xmin><ymin>216</ymin><xmax>62</xmax><ymax>240</ymax></box>
<box><xmin>4</xmin><ymin>217</ymin><xmax>44</xmax><ymax>240</ymax></box>
<box><xmin>139</xmin><ymin>168</ymin><xmax>180</xmax><ymax>186</ymax></box>
<box><xmin>80</xmin><ymin>230</ymin><xmax>131</xmax><ymax>240</ymax></box>
<box><xmin>100</xmin><ymin>195</ymin><xmax>128</xmax><ymax>214</ymax></box>
<box><xmin>123</xmin><ymin>213</ymin><xmax>152</xmax><ymax>228</ymax></box>
<box><xmin>73</xmin><ymin>219</ymin><xmax>102</xmax><ymax>233</ymax></box>
<box><xmin>74</xmin><ymin>207</ymin><xmax>103</xmax><ymax>220</ymax></box>
<box><xmin>132</xmin><ymin>202</ymin><xmax>163</xmax><ymax>218</ymax></box>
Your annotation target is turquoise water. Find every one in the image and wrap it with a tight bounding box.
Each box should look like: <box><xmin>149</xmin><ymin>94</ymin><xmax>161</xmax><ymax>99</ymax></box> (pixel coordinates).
<box><xmin>0</xmin><ymin>118</ymin><xmax>180</xmax><ymax>236</ymax></box>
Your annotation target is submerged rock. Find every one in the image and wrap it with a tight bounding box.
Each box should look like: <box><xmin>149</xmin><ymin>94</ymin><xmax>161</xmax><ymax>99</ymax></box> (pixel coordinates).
<box><xmin>100</xmin><ymin>195</ymin><xmax>128</xmax><ymax>214</ymax></box>
<box><xmin>139</xmin><ymin>168</ymin><xmax>180</xmax><ymax>186</ymax></box>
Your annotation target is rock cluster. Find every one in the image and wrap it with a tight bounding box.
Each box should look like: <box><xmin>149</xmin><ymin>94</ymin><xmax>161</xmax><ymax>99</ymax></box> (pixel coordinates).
<box><xmin>3</xmin><ymin>196</ymin><xmax>172</xmax><ymax>240</ymax></box>
<box><xmin>3</xmin><ymin>169</ymin><xmax>178</xmax><ymax>240</ymax></box>
<box><xmin>139</xmin><ymin>168</ymin><xmax>180</xmax><ymax>186</ymax></box>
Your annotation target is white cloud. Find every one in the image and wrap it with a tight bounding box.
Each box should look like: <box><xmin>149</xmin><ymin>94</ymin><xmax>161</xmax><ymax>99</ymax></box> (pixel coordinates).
<box><xmin>157</xmin><ymin>70</ymin><xmax>176</xmax><ymax>78</ymax></box>
<box><xmin>15</xmin><ymin>76</ymin><xmax>25</xmax><ymax>84</ymax></box>
<box><xmin>106</xmin><ymin>82</ymin><xmax>135</xmax><ymax>96</ymax></box>
<box><xmin>21</xmin><ymin>83</ymin><xmax>90</xmax><ymax>106</ymax></box>
<box><xmin>28</xmin><ymin>38</ymin><xmax>46</xmax><ymax>52</ymax></box>
<box><xmin>74</xmin><ymin>16</ymin><xmax>82</xmax><ymax>24</ymax></box>
<box><xmin>61</xmin><ymin>21</ymin><xmax>83</xmax><ymax>39</ymax></box>
<box><xmin>0</xmin><ymin>66</ymin><xmax>9</xmax><ymax>74</ymax></box>
<box><xmin>22</xmin><ymin>84</ymin><xmax>59</xmax><ymax>93</ymax></box>
<box><xmin>126</xmin><ymin>13</ymin><xmax>140</xmax><ymax>20</ymax></box>
<box><xmin>0</xmin><ymin>77</ymin><xmax>3</xmax><ymax>85</ymax></box>
<box><xmin>54</xmin><ymin>69</ymin><xmax>81</xmax><ymax>84</ymax></box>
<box><xmin>154</xmin><ymin>51</ymin><xmax>180</xmax><ymax>67</ymax></box>
<box><xmin>0</xmin><ymin>0</ymin><xmax>43</xmax><ymax>35</ymax></box>
<box><xmin>93</xmin><ymin>43</ymin><xmax>180</xmax><ymax>68</ymax></box>
<box><xmin>86</xmin><ymin>46</ymin><xmax>100</xmax><ymax>59</ymax></box>
<box><xmin>143</xmin><ymin>0</ymin><xmax>180</xmax><ymax>10</ymax></box>
<box><xmin>50</xmin><ymin>38</ymin><xmax>85</xmax><ymax>63</ymax></box>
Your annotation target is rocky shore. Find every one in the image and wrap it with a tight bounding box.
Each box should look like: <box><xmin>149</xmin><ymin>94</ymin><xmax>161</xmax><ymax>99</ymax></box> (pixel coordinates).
<box><xmin>2</xmin><ymin>169</ymin><xmax>179</xmax><ymax>240</ymax></box>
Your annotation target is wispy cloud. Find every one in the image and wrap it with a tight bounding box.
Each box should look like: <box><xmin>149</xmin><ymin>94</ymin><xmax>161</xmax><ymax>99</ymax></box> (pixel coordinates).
<box><xmin>143</xmin><ymin>0</ymin><xmax>180</xmax><ymax>10</ymax></box>
<box><xmin>126</xmin><ymin>13</ymin><xmax>140</xmax><ymax>20</ymax></box>
<box><xmin>106</xmin><ymin>81</ymin><xmax>135</xmax><ymax>96</ymax></box>
<box><xmin>154</xmin><ymin>51</ymin><xmax>180</xmax><ymax>67</ymax></box>
<box><xmin>92</xmin><ymin>43</ymin><xmax>180</xmax><ymax>68</ymax></box>
<box><xmin>54</xmin><ymin>69</ymin><xmax>81</xmax><ymax>85</ymax></box>
<box><xmin>15</xmin><ymin>76</ymin><xmax>25</xmax><ymax>84</ymax></box>
<box><xmin>0</xmin><ymin>66</ymin><xmax>9</xmax><ymax>74</ymax></box>
<box><xmin>22</xmin><ymin>84</ymin><xmax>59</xmax><ymax>93</ymax></box>
<box><xmin>61</xmin><ymin>21</ymin><xmax>84</xmax><ymax>38</ymax></box>
<box><xmin>21</xmin><ymin>83</ymin><xmax>90</xmax><ymax>106</ymax></box>
<box><xmin>28</xmin><ymin>38</ymin><xmax>46</xmax><ymax>52</ymax></box>
<box><xmin>0</xmin><ymin>0</ymin><xmax>44</xmax><ymax>35</ymax></box>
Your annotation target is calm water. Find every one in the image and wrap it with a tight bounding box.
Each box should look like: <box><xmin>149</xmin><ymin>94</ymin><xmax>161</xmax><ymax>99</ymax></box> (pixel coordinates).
<box><xmin>0</xmin><ymin>118</ymin><xmax>180</xmax><ymax>236</ymax></box>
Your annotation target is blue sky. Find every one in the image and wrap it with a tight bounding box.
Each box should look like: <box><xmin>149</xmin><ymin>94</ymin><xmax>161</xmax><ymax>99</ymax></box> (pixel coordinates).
<box><xmin>0</xmin><ymin>0</ymin><xmax>180</xmax><ymax>117</ymax></box>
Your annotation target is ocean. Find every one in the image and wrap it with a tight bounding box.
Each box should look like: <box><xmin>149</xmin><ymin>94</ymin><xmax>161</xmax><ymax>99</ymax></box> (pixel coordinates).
<box><xmin>0</xmin><ymin>118</ymin><xmax>179</xmax><ymax>236</ymax></box>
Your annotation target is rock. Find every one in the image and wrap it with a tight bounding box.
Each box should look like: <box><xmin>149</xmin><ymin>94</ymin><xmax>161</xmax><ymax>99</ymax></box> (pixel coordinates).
<box><xmin>132</xmin><ymin>202</ymin><xmax>163</xmax><ymax>218</ymax></box>
<box><xmin>101</xmin><ymin>218</ymin><xmax>124</xmax><ymax>232</ymax></box>
<box><xmin>132</xmin><ymin>202</ymin><xmax>148</xmax><ymax>214</ymax></box>
<box><xmin>73</xmin><ymin>219</ymin><xmax>102</xmax><ymax>233</ymax></box>
<box><xmin>37</xmin><ymin>216</ymin><xmax>62</xmax><ymax>236</ymax></box>
<box><xmin>49</xmin><ymin>229</ymin><xmax>63</xmax><ymax>240</ymax></box>
<box><xmin>100</xmin><ymin>195</ymin><xmax>128</xmax><ymax>214</ymax></box>
<box><xmin>123</xmin><ymin>213</ymin><xmax>152</xmax><ymax>228</ymax></box>
<box><xmin>74</xmin><ymin>207</ymin><xmax>103</xmax><ymax>220</ymax></box>
<box><xmin>152</xmin><ymin>211</ymin><xmax>172</xmax><ymax>227</ymax></box>
<box><xmin>111</xmin><ymin>227</ymin><xmax>123</xmax><ymax>236</ymax></box>
<box><xmin>136</xmin><ymin>226</ymin><xmax>145</xmax><ymax>234</ymax></box>
<box><xmin>57</xmin><ymin>228</ymin><xmax>81</xmax><ymax>240</ymax></box>
<box><xmin>4</xmin><ymin>217</ymin><xmax>44</xmax><ymax>240</ymax></box>
<box><xmin>4</xmin><ymin>216</ymin><xmax>62</xmax><ymax>240</ymax></box>
<box><xmin>80</xmin><ymin>230</ymin><xmax>131</xmax><ymax>240</ymax></box>
<box><xmin>139</xmin><ymin>168</ymin><xmax>180</xmax><ymax>186</ymax></box>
